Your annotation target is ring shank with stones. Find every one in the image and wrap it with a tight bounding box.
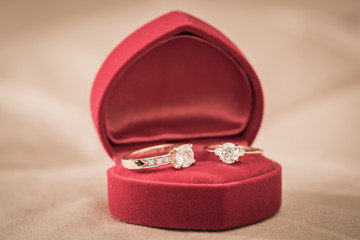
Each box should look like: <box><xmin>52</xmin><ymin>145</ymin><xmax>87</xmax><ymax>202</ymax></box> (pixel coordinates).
<box><xmin>204</xmin><ymin>143</ymin><xmax>263</xmax><ymax>164</ymax></box>
<box><xmin>121</xmin><ymin>144</ymin><xmax>196</xmax><ymax>170</ymax></box>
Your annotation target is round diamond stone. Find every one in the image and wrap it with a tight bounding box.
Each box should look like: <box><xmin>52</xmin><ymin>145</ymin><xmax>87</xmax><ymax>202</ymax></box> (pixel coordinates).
<box><xmin>170</xmin><ymin>144</ymin><xmax>195</xmax><ymax>169</ymax></box>
<box><xmin>214</xmin><ymin>143</ymin><xmax>245</xmax><ymax>164</ymax></box>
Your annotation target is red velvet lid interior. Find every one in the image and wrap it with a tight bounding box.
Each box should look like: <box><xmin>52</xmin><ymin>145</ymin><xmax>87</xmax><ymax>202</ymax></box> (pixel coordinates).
<box><xmin>91</xmin><ymin>11</ymin><xmax>263</xmax><ymax>159</ymax></box>
<box><xmin>106</xmin><ymin>35</ymin><xmax>253</xmax><ymax>145</ymax></box>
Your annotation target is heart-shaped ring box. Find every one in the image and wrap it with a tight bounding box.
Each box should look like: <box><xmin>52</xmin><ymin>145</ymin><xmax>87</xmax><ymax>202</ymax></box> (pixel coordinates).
<box><xmin>91</xmin><ymin>11</ymin><xmax>281</xmax><ymax>230</ymax></box>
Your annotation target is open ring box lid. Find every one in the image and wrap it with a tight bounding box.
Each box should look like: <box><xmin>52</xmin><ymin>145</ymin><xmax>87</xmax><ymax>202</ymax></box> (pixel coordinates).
<box><xmin>91</xmin><ymin>11</ymin><xmax>281</xmax><ymax>230</ymax></box>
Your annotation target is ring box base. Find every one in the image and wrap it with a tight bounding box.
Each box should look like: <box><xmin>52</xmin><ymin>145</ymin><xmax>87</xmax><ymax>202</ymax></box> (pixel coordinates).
<box><xmin>108</xmin><ymin>152</ymin><xmax>281</xmax><ymax>230</ymax></box>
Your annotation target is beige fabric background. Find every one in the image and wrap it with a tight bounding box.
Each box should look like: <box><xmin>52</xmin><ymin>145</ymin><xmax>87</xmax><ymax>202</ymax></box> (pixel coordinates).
<box><xmin>1</xmin><ymin>0</ymin><xmax>360</xmax><ymax>239</ymax></box>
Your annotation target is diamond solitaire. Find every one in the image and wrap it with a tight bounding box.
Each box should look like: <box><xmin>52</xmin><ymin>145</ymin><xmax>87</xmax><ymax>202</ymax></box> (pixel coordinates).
<box><xmin>214</xmin><ymin>143</ymin><xmax>245</xmax><ymax>164</ymax></box>
<box><xmin>170</xmin><ymin>144</ymin><xmax>195</xmax><ymax>169</ymax></box>
<box><xmin>204</xmin><ymin>143</ymin><xmax>263</xmax><ymax>164</ymax></box>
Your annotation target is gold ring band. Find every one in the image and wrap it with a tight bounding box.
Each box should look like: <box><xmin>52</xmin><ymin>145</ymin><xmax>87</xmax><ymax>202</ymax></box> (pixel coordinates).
<box><xmin>204</xmin><ymin>142</ymin><xmax>263</xmax><ymax>164</ymax></box>
<box><xmin>121</xmin><ymin>143</ymin><xmax>196</xmax><ymax>170</ymax></box>
<box><xmin>204</xmin><ymin>145</ymin><xmax>263</xmax><ymax>154</ymax></box>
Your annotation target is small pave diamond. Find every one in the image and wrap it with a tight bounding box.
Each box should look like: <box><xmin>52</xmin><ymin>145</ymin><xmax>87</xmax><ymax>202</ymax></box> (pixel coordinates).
<box><xmin>163</xmin><ymin>156</ymin><xmax>171</xmax><ymax>164</ymax></box>
<box><xmin>140</xmin><ymin>155</ymin><xmax>171</xmax><ymax>168</ymax></box>
<box><xmin>155</xmin><ymin>157</ymin><xmax>163</xmax><ymax>165</ymax></box>
<box><xmin>146</xmin><ymin>159</ymin><xmax>155</xmax><ymax>167</ymax></box>
<box><xmin>214</xmin><ymin>143</ymin><xmax>245</xmax><ymax>164</ymax></box>
<box><xmin>170</xmin><ymin>144</ymin><xmax>195</xmax><ymax>169</ymax></box>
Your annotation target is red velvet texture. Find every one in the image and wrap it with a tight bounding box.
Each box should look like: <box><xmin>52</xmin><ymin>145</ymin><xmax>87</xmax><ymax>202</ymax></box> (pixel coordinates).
<box><xmin>106</xmin><ymin>35</ymin><xmax>253</xmax><ymax>145</ymax></box>
<box><xmin>91</xmin><ymin>11</ymin><xmax>281</xmax><ymax>230</ymax></box>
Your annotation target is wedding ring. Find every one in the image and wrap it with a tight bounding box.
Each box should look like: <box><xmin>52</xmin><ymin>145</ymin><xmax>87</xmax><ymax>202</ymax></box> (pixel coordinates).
<box><xmin>204</xmin><ymin>142</ymin><xmax>263</xmax><ymax>164</ymax></box>
<box><xmin>121</xmin><ymin>143</ymin><xmax>196</xmax><ymax>170</ymax></box>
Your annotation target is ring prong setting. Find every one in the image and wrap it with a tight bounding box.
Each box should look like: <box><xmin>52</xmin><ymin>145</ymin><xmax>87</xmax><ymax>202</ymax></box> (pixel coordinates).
<box><xmin>214</xmin><ymin>142</ymin><xmax>246</xmax><ymax>164</ymax></box>
<box><xmin>170</xmin><ymin>144</ymin><xmax>195</xmax><ymax>169</ymax></box>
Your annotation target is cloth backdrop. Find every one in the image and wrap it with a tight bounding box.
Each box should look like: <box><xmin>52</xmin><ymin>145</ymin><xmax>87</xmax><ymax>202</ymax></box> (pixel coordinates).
<box><xmin>1</xmin><ymin>0</ymin><xmax>359</xmax><ymax>239</ymax></box>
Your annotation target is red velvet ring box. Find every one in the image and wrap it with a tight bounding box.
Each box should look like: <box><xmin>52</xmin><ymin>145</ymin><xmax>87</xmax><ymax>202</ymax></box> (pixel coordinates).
<box><xmin>90</xmin><ymin>11</ymin><xmax>281</xmax><ymax>230</ymax></box>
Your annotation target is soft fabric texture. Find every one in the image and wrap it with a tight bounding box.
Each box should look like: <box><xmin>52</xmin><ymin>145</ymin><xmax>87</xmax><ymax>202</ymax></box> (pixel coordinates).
<box><xmin>108</xmin><ymin>162</ymin><xmax>281</xmax><ymax>230</ymax></box>
<box><xmin>1</xmin><ymin>0</ymin><xmax>359</xmax><ymax>239</ymax></box>
<box><xmin>91</xmin><ymin>11</ymin><xmax>264</xmax><ymax>157</ymax></box>
<box><xmin>105</xmin><ymin>35</ymin><xmax>253</xmax><ymax>144</ymax></box>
